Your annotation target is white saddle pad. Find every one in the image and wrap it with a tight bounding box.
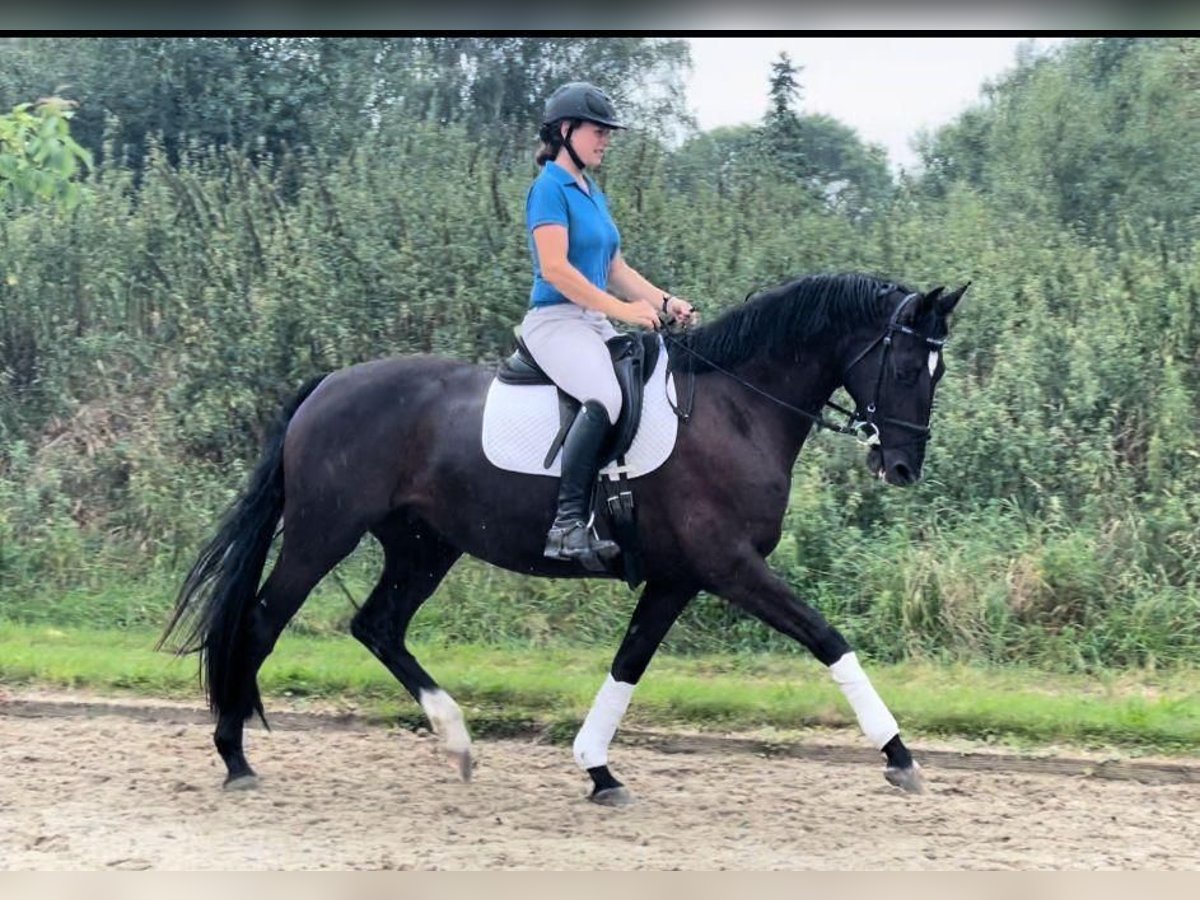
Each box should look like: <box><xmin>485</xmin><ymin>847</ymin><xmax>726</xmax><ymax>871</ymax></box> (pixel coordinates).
<box><xmin>481</xmin><ymin>339</ymin><xmax>680</xmax><ymax>479</ymax></box>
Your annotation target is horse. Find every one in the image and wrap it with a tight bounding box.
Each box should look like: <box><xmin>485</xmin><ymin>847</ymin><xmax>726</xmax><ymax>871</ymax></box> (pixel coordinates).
<box><xmin>159</xmin><ymin>271</ymin><xmax>968</xmax><ymax>805</ymax></box>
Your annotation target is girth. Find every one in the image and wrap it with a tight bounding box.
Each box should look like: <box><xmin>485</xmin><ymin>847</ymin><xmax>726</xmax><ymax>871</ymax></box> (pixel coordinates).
<box><xmin>497</xmin><ymin>332</ymin><xmax>662</xmax><ymax>470</ymax></box>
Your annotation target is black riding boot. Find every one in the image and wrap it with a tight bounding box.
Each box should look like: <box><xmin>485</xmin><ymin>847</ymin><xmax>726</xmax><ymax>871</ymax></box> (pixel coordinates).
<box><xmin>544</xmin><ymin>399</ymin><xmax>619</xmax><ymax>566</ymax></box>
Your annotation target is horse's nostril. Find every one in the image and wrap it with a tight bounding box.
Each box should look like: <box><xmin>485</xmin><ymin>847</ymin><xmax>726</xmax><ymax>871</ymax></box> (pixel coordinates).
<box><xmin>891</xmin><ymin>463</ymin><xmax>913</xmax><ymax>484</ymax></box>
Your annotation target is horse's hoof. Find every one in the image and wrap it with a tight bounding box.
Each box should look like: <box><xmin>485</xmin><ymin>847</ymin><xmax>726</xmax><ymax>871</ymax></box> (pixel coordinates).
<box><xmin>223</xmin><ymin>774</ymin><xmax>260</xmax><ymax>792</ymax></box>
<box><xmin>448</xmin><ymin>750</ymin><xmax>473</xmax><ymax>782</ymax></box>
<box><xmin>590</xmin><ymin>785</ymin><xmax>635</xmax><ymax>807</ymax></box>
<box><xmin>885</xmin><ymin>763</ymin><xmax>924</xmax><ymax>794</ymax></box>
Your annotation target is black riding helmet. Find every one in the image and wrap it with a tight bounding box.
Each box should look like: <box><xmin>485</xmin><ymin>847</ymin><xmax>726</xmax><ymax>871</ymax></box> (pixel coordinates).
<box><xmin>542</xmin><ymin>82</ymin><xmax>624</xmax><ymax>171</ymax></box>
<box><xmin>542</xmin><ymin>81</ymin><xmax>625</xmax><ymax>129</ymax></box>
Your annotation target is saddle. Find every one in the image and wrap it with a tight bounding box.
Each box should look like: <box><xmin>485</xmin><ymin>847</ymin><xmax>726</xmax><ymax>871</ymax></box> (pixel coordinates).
<box><xmin>497</xmin><ymin>331</ymin><xmax>662</xmax><ymax>470</ymax></box>
<box><xmin>496</xmin><ymin>330</ymin><xmax>664</xmax><ymax>588</ymax></box>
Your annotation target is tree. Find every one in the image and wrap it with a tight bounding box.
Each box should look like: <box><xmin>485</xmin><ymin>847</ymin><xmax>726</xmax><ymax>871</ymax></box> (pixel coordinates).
<box><xmin>0</xmin><ymin>36</ymin><xmax>694</xmax><ymax>175</ymax></box>
<box><xmin>666</xmin><ymin>124</ymin><xmax>761</xmax><ymax>196</ymax></box>
<box><xmin>794</xmin><ymin>114</ymin><xmax>895</xmax><ymax>219</ymax></box>
<box><xmin>0</xmin><ymin>95</ymin><xmax>92</xmax><ymax>209</ymax></box>
<box><xmin>700</xmin><ymin>52</ymin><xmax>897</xmax><ymax>218</ymax></box>
<box><xmin>913</xmin><ymin>37</ymin><xmax>1200</xmax><ymax>244</ymax></box>
<box><xmin>762</xmin><ymin>51</ymin><xmax>806</xmax><ymax>172</ymax></box>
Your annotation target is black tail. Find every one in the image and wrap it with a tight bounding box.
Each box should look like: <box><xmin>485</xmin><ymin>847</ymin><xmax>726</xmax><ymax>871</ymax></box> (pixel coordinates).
<box><xmin>158</xmin><ymin>374</ymin><xmax>328</xmax><ymax>724</ymax></box>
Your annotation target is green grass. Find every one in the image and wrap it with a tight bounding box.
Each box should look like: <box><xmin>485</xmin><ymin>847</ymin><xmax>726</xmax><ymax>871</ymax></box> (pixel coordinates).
<box><xmin>3</xmin><ymin>621</ymin><xmax>1200</xmax><ymax>755</ymax></box>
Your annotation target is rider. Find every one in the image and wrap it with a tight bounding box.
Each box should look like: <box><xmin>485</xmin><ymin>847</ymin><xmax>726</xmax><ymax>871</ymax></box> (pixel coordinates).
<box><xmin>522</xmin><ymin>81</ymin><xmax>695</xmax><ymax>565</ymax></box>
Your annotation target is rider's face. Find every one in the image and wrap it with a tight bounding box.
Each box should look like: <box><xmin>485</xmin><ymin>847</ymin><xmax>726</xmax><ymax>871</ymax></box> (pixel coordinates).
<box><xmin>562</xmin><ymin>121</ymin><xmax>614</xmax><ymax>168</ymax></box>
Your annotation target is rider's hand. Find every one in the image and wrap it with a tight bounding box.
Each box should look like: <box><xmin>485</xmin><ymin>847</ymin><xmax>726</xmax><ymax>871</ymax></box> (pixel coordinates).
<box><xmin>665</xmin><ymin>295</ymin><xmax>697</xmax><ymax>327</ymax></box>
<box><xmin>616</xmin><ymin>299</ymin><xmax>662</xmax><ymax>330</ymax></box>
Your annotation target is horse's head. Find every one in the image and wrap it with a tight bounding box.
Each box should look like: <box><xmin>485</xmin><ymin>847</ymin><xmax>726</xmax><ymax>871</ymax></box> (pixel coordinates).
<box><xmin>840</xmin><ymin>282</ymin><xmax>969</xmax><ymax>486</ymax></box>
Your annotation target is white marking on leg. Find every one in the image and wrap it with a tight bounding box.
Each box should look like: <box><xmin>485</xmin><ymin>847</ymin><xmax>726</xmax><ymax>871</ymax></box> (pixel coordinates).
<box><xmin>573</xmin><ymin>675</ymin><xmax>635</xmax><ymax>770</ymax></box>
<box><xmin>829</xmin><ymin>652</ymin><xmax>899</xmax><ymax>749</ymax></box>
<box><xmin>419</xmin><ymin>688</ymin><xmax>471</xmax><ymax>754</ymax></box>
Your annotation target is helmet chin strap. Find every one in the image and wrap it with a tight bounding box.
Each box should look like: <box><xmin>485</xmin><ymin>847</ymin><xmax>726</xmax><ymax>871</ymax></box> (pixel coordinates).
<box><xmin>562</xmin><ymin>121</ymin><xmax>588</xmax><ymax>171</ymax></box>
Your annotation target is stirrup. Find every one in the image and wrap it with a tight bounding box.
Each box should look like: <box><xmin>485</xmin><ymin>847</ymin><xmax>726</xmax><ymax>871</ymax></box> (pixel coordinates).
<box><xmin>544</xmin><ymin>520</ymin><xmax>618</xmax><ymax>565</ymax></box>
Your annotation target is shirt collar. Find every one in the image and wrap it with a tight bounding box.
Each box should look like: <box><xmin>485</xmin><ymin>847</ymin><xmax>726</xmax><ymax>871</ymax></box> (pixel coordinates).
<box><xmin>544</xmin><ymin>160</ymin><xmax>596</xmax><ymax>193</ymax></box>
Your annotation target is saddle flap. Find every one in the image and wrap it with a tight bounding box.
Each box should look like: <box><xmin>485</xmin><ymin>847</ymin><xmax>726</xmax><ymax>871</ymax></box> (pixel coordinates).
<box><xmin>599</xmin><ymin>334</ymin><xmax>656</xmax><ymax>467</ymax></box>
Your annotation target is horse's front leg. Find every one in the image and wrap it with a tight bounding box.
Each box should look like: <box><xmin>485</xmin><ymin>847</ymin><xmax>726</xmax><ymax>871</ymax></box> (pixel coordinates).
<box><xmin>574</xmin><ymin>581</ymin><xmax>696</xmax><ymax>806</ymax></box>
<box><xmin>708</xmin><ymin>548</ymin><xmax>923</xmax><ymax>793</ymax></box>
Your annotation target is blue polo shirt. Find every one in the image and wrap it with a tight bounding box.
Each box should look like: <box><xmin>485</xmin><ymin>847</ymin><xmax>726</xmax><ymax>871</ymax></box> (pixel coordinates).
<box><xmin>525</xmin><ymin>161</ymin><xmax>621</xmax><ymax>308</ymax></box>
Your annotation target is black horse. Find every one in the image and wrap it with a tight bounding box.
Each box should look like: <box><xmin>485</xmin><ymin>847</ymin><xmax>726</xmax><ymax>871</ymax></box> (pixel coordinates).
<box><xmin>161</xmin><ymin>272</ymin><xmax>967</xmax><ymax>804</ymax></box>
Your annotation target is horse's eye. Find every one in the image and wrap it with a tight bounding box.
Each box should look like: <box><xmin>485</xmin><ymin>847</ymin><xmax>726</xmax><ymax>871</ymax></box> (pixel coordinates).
<box><xmin>894</xmin><ymin>366</ymin><xmax>921</xmax><ymax>385</ymax></box>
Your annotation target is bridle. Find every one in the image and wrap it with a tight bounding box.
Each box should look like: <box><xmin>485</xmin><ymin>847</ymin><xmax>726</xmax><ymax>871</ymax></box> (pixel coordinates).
<box><xmin>662</xmin><ymin>290</ymin><xmax>945</xmax><ymax>447</ymax></box>
<box><xmin>828</xmin><ymin>291</ymin><xmax>946</xmax><ymax>448</ymax></box>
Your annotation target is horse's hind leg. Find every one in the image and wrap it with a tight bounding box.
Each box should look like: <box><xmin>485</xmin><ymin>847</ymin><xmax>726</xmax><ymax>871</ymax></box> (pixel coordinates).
<box><xmin>349</xmin><ymin>517</ymin><xmax>468</xmax><ymax>777</ymax></box>
<box><xmin>575</xmin><ymin>581</ymin><xmax>695</xmax><ymax>806</ymax></box>
<box><xmin>215</xmin><ymin>528</ymin><xmax>363</xmax><ymax>788</ymax></box>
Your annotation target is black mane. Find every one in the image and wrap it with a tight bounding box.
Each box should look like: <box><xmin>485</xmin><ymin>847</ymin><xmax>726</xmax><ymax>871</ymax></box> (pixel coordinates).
<box><xmin>670</xmin><ymin>272</ymin><xmax>908</xmax><ymax>373</ymax></box>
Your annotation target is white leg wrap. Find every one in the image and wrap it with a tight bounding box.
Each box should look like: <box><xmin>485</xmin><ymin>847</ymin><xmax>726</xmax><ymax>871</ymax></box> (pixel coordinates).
<box><xmin>419</xmin><ymin>688</ymin><xmax>471</xmax><ymax>754</ymax></box>
<box><xmin>573</xmin><ymin>675</ymin><xmax>635</xmax><ymax>770</ymax></box>
<box><xmin>829</xmin><ymin>652</ymin><xmax>899</xmax><ymax>749</ymax></box>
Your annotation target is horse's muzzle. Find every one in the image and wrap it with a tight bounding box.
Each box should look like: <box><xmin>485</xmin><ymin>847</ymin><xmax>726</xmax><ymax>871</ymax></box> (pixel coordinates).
<box><xmin>866</xmin><ymin>447</ymin><xmax>921</xmax><ymax>487</ymax></box>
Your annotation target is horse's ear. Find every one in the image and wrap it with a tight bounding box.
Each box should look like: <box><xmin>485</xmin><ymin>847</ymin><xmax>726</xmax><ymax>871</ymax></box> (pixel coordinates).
<box><xmin>914</xmin><ymin>286</ymin><xmax>944</xmax><ymax>317</ymax></box>
<box><xmin>937</xmin><ymin>281</ymin><xmax>971</xmax><ymax>316</ymax></box>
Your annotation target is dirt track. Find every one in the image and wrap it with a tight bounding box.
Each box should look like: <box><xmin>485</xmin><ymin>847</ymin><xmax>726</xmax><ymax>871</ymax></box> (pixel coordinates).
<box><xmin>2</xmin><ymin>689</ymin><xmax>1200</xmax><ymax>870</ymax></box>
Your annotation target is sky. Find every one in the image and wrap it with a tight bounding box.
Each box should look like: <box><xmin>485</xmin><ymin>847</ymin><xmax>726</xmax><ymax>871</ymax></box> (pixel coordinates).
<box><xmin>684</xmin><ymin>36</ymin><xmax>1069</xmax><ymax>172</ymax></box>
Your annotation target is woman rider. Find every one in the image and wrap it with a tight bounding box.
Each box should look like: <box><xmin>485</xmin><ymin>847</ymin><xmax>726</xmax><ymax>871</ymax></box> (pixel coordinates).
<box><xmin>521</xmin><ymin>81</ymin><xmax>695</xmax><ymax>566</ymax></box>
